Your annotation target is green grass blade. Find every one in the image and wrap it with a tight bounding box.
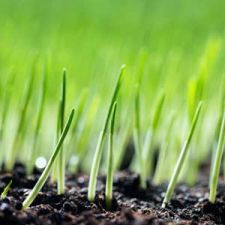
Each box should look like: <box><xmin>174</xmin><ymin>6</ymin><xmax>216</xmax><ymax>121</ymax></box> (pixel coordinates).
<box><xmin>162</xmin><ymin>101</ymin><xmax>203</xmax><ymax>208</ymax></box>
<box><xmin>58</xmin><ymin>69</ymin><xmax>67</xmax><ymax>194</ymax></box>
<box><xmin>22</xmin><ymin>109</ymin><xmax>75</xmax><ymax>210</ymax></box>
<box><xmin>102</xmin><ymin>64</ymin><xmax>126</xmax><ymax>134</ymax></box>
<box><xmin>1</xmin><ymin>180</ymin><xmax>12</xmax><ymax>199</ymax></box>
<box><xmin>88</xmin><ymin>65</ymin><xmax>125</xmax><ymax>202</ymax></box>
<box><xmin>105</xmin><ymin>102</ymin><xmax>117</xmax><ymax>209</ymax></box>
<box><xmin>209</xmin><ymin>105</ymin><xmax>225</xmax><ymax>203</ymax></box>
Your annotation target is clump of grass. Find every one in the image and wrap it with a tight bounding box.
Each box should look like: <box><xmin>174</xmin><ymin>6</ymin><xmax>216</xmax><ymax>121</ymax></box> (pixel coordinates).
<box><xmin>105</xmin><ymin>101</ymin><xmax>117</xmax><ymax>209</ymax></box>
<box><xmin>1</xmin><ymin>180</ymin><xmax>12</xmax><ymax>199</ymax></box>
<box><xmin>88</xmin><ymin>65</ymin><xmax>125</xmax><ymax>202</ymax></box>
<box><xmin>209</xmin><ymin>104</ymin><xmax>225</xmax><ymax>204</ymax></box>
<box><xmin>22</xmin><ymin>108</ymin><xmax>74</xmax><ymax>210</ymax></box>
<box><xmin>162</xmin><ymin>101</ymin><xmax>203</xmax><ymax>208</ymax></box>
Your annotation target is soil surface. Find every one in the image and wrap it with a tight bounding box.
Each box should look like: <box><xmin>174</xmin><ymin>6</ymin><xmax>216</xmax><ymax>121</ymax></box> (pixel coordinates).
<box><xmin>0</xmin><ymin>163</ymin><xmax>224</xmax><ymax>225</ymax></box>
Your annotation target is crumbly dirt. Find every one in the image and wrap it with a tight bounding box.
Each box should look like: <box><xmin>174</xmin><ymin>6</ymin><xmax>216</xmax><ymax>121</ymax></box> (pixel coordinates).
<box><xmin>0</xmin><ymin>163</ymin><xmax>224</xmax><ymax>225</ymax></box>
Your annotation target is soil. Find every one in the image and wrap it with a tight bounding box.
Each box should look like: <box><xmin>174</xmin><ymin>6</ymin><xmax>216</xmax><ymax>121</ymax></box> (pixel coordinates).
<box><xmin>0</xmin><ymin>163</ymin><xmax>225</xmax><ymax>225</ymax></box>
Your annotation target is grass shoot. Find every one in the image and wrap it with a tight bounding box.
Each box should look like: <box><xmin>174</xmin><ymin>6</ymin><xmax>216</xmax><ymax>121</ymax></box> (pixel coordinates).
<box><xmin>22</xmin><ymin>108</ymin><xmax>75</xmax><ymax>210</ymax></box>
<box><xmin>88</xmin><ymin>65</ymin><xmax>125</xmax><ymax>202</ymax></box>
<box><xmin>57</xmin><ymin>69</ymin><xmax>67</xmax><ymax>194</ymax></box>
<box><xmin>105</xmin><ymin>101</ymin><xmax>117</xmax><ymax>209</ymax></box>
<box><xmin>1</xmin><ymin>180</ymin><xmax>12</xmax><ymax>199</ymax></box>
<box><xmin>162</xmin><ymin>101</ymin><xmax>203</xmax><ymax>208</ymax></box>
<box><xmin>209</xmin><ymin>105</ymin><xmax>225</xmax><ymax>204</ymax></box>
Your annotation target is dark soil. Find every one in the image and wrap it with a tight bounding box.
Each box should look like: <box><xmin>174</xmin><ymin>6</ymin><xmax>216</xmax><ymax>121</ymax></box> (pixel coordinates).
<box><xmin>0</xmin><ymin>163</ymin><xmax>225</xmax><ymax>225</ymax></box>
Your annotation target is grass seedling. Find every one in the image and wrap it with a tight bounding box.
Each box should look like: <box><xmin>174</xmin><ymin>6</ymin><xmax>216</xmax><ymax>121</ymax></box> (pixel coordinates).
<box><xmin>105</xmin><ymin>102</ymin><xmax>117</xmax><ymax>209</ymax></box>
<box><xmin>209</xmin><ymin>105</ymin><xmax>225</xmax><ymax>204</ymax></box>
<box><xmin>28</xmin><ymin>72</ymin><xmax>47</xmax><ymax>174</ymax></box>
<box><xmin>88</xmin><ymin>64</ymin><xmax>126</xmax><ymax>202</ymax></box>
<box><xmin>1</xmin><ymin>180</ymin><xmax>12</xmax><ymax>199</ymax></box>
<box><xmin>57</xmin><ymin>69</ymin><xmax>66</xmax><ymax>194</ymax></box>
<box><xmin>162</xmin><ymin>101</ymin><xmax>203</xmax><ymax>208</ymax></box>
<box><xmin>5</xmin><ymin>67</ymin><xmax>35</xmax><ymax>171</ymax></box>
<box><xmin>22</xmin><ymin>108</ymin><xmax>75</xmax><ymax>210</ymax></box>
<box><xmin>211</xmin><ymin>85</ymin><xmax>225</xmax><ymax>183</ymax></box>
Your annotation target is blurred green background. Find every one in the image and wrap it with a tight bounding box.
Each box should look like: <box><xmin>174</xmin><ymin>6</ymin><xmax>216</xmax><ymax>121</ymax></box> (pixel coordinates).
<box><xmin>0</xmin><ymin>0</ymin><xmax>224</xmax><ymax>91</ymax></box>
<box><xmin>0</xmin><ymin>0</ymin><xmax>224</xmax><ymax>172</ymax></box>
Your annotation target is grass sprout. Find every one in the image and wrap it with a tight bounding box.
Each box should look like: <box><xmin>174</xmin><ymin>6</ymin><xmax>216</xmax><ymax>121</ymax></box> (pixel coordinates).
<box><xmin>57</xmin><ymin>69</ymin><xmax>67</xmax><ymax>194</ymax></box>
<box><xmin>1</xmin><ymin>180</ymin><xmax>12</xmax><ymax>199</ymax></box>
<box><xmin>88</xmin><ymin>64</ymin><xmax>126</xmax><ymax>202</ymax></box>
<box><xmin>105</xmin><ymin>101</ymin><xmax>117</xmax><ymax>209</ymax></box>
<box><xmin>162</xmin><ymin>101</ymin><xmax>203</xmax><ymax>208</ymax></box>
<box><xmin>22</xmin><ymin>108</ymin><xmax>75</xmax><ymax>210</ymax></box>
<box><xmin>209</xmin><ymin>104</ymin><xmax>225</xmax><ymax>204</ymax></box>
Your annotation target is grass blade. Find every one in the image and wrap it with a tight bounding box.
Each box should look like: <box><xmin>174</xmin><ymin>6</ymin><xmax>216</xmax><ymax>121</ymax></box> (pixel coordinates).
<box><xmin>58</xmin><ymin>69</ymin><xmax>66</xmax><ymax>194</ymax></box>
<box><xmin>88</xmin><ymin>65</ymin><xmax>125</xmax><ymax>202</ymax></box>
<box><xmin>1</xmin><ymin>180</ymin><xmax>12</xmax><ymax>199</ymax></box>
<box><xmin>209</xmin><ymin>105</ymin><xmax>225</xmax><ymax>203</ymax></box>
<box><xmin>105</xmin><ymin>102</ymin><xmax>117</xmax><ymax>209</ymax></box>
<box><xmin>162</xmin><ymin>101</ymin><xmax>203</xmax><ymax>208</ymax></box>
<box><xmin>22</xmin><ymin>109</ymin><xmax>75</xmax><ymax>210</ymax></box>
